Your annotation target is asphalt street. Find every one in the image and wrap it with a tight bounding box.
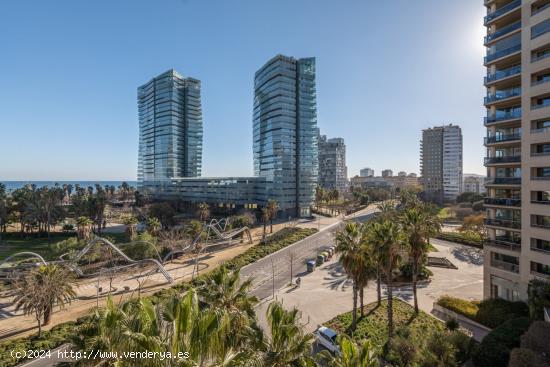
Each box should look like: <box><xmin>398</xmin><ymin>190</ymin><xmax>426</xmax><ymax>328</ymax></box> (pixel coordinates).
<box><xmin>241</xmin><ymin>208</ymin><xmax>378</xmax><ymax>300</ymax></box>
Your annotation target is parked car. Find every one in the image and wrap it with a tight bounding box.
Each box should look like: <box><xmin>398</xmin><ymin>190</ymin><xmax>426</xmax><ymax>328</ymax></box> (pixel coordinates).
<box><xmin>316</xmin><ymin>254</ymin><xmax>325</xmax><ymax>266</ymax></box>
<box><xmin>307</xmin><ymin>260</ymin><xmax>316</xmax><ymax>272</ymax></box>
<box><xmin>314</xmin><ymin>326</ymin><xmax>340</xmax><ymax>354</ymax></box>
<box><xmin>321</xmin><ymin>251</ymin><xmax>329</xmax><ymax>261</ymax></box>
<box><xmin>327</xmin><ymin>247</ymin><xmax>334</xmax><ymax>257</ymax></box>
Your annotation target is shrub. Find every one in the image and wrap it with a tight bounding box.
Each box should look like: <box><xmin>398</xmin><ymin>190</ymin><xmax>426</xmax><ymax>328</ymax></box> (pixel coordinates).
<box><xmin>520</xmin><ymin>321</ymin><xmax>550</xmax><ymax>358</ymax></box>
<box><xmin>475</xmin><ymin>298</ymin><xmax>528</xmax><ymax>328</ymax></box>
<box><xmin>437</xmin><ymin>296</ymin><xmax>528</xmax><ymax>328</ymax></box>
<box><xmin>508</xmin><ymin>348</ymin><xmax>546</xmax><ymax>367</ymax></box>
<box><xmin>435</xmin><ymin>232</ymin><xmax>483</xmax><ymax>248</ymax></box>
<box><xmin>472</xmin><ymin>317</ymin><xmax>530</xmax><ymax>367</ymax></box>
<box><xmin>445</xmin><ymin>318</ymin><xmax>460</xmax><ymax>331</ymax></box>
<box><xmin>399</xmin><ymin>262</ymin><xmax>433</xmax><ymax>281</ymax></box>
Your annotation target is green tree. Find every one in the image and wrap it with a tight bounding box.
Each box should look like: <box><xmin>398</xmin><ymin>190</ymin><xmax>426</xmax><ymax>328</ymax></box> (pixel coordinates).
<box><xmin>267</xmin><ymin>199</ymin><xmax>279</xmax><ymax>233</ymax></box>
<box><xmin>317</xmin><ymin>335</ymin><xmax>380</xmax><ymax>367</ymax></box>
<box><xmin>335</xmin><ymin>222</ymin><xmax>363</xmax><ymax>331</ymax></box>
<box><xmin>369</xmin><ymin>220</ymin><xmax>404</xmax><ymax>341</ymax></box>
<box><xmin>123</xmin><ymin>215</ymin><xmax>138</xmax><ymax>240</ymax></box>
<box><xmin>197</xmin><ymin>202</ymin><xmax>210</xmax><ymax>222</ymax></box>
<box><xmin>263</xmin><ymin>302</ymin><xmax>315</xmax><ymax>366</ymax></box>
<box><xmin>13</xmin><ymin>265</ymin><xmax>76</xmax><ymax>335</ymax></box>
<box><xmin>401</xmin><ymin>206</ymin><xmax>440</xmax><ymax>313</ymax></box>
<box><xmin>76</xmin><ymin>216</ymin><xmax>93</xmax><ymax>241</ymax></box>
<box><xmin>146</xmin><ymin>216</ymin><xmax>161</xmax><ymax>235</ymax></box>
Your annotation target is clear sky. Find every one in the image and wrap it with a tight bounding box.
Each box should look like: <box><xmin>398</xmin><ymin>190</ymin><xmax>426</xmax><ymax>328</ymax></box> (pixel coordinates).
<box><xmin>0</xmin><ymin>0</ymin><xmax>486</xmax><ymax>180</ymax></box>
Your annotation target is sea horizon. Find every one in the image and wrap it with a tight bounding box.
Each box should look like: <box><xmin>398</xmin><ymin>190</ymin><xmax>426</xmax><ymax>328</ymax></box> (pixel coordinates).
<box><xmin>1</xmin><ymin>180</ymin><xmax>138</xmax><ymax>192</ymax></box>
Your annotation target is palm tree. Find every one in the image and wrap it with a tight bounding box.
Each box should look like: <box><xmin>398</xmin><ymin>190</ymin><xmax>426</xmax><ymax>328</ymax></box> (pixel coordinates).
<box><xmin>76</xmin><ymin>216</ymin><xmax>93</xmax><ymax>241</ymax></box>
<box><xmin>335</xmin><ymin>222</ymin><xmax>363</xmax><ymax>331</ymax></box>
<box><xmin>197</xmin><ymin>202</ymin><xmax>210</xmax><ymax>222</ymax></box>
<box><xmin>369</xmin><ymin>220</ymin><xmax>404</xmax><ymax>341</ymax></box>
<box><xmin>13</xmin><ymin>265</ymin><xmax>76</xmax><ymax>335</ymax></box>
<box><xmin>315</xmin><ymin>186</ymin><xmax>325</xmax><ymax>210</ymax></box>
<box><xmin>263</xmin><ymin>302</ymin><xmax>315</xmax><ymax>366</ymax></box>
<box><xmin>146</xmin><ymin>216</ymin><xmax>161</xmax><ymax>235</ymax></box>
<box><xmin>317</xmin><ymin>335</ymin><xmax>380</xmax><ymax>367</ymax></box>
<box><xmin>123</xmin><ymin>215</ymin><xmax>138</xmax><ymax>240</ymax></box>
<box><xmin>261</xmin><ymin>207</ymin><xmax>269</xmax><ymax>240</ymax></box>
<box><xmin>266</xmin><ymin>199</ymin><xmax>279</xmax><ymax>233</ymax></box>
<box><xmin>401</xmin><ymin>206</ymin><xmax>440</xmax><ymax>313</ymax></box>
<box><xmin>356</xmin><ymin>238</ymin><xmax>377</xmax><ymax>317</ymax></box>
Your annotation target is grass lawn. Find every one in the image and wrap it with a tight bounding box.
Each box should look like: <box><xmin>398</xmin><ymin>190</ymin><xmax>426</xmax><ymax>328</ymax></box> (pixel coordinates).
<box><xmin>326</xmin><ymin>298</ymin><xmax>445</xmax><ymax>348</ymax></box>
<box><xmin>0</xmin><ymin>232</ymin><xmax>130</xmax><ymax>261</ymax></box>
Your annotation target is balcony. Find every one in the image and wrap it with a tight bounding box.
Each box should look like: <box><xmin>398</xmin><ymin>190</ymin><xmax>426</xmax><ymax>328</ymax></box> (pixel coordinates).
<box><xmin>533</xmin><ymin>2</ymin><xmax>550</xmax><ymax>16</ymax></box>
<box><xmin>484</xmin><ymin>88</ymin><xmax>521</xmax><ymax>104</ymax></box>
<box><xmin>532</xmin><ymin>18</ymin><xmax>550</xmax><ymax>39</ymax></box>
<box><xmin>486</xmin><ymin>218</ymin><xmax>522</xmax><ymax>229</ymax></box>
<box><xmin>485</xmin><ymin>21</ymin><xmax>521</xmax><ymax>44</ymax></box>
<box><xmin>484</xmin><ymin>197</ymin><xmax>521</xmax><ymax>206</ymax></box>
<box><xmin>484</xmin><ymin>133</ymin><xmax>522</xmax><ymax>144</ymax></box>
<box><xmin>485</xmin><ymin>65</ymin><xmax>521</xmax><ymax>84</ymax></box>
<box><xmin>484</xmin><ymin>0</ymin><xmax>521</xmax><ymax>25</ymax></box>
<box><xmin>532</xmin><ymin>151</ymin><xmax>550</xmax><ymax>157</ymax></box>
<box><xmin>491</xmin><ymin>259</ymin><xmax>520</xmax><ymax>273</ymax></box>
<box><xmin>484</xmin><ymin>155</ymin><xmax>521</xmax><ymax>164</ymax></box>
<box><xmin>531</xmin><ymin>198</ymin><xmax>550</xmax><ymax>205</ymax></box>
<box><xmin>486</xmin><ymin>240</ymin><xmax>522</xmax><ymax>252</ymax></box>
<box><xmin>486</xmin><ymin>177</ymin><xmax>521</xmax><ymax>185</ymax></box>
<box><xmin>485</xmin><ymin>44</ymin><xmax>521</xmax><ymax>64</ymax></box>
<box><xmin>485</xmin><ymin>108</ymin><xmax>521</xmax><ymax>124</ymax></box>
<box><xmin>531</xmin><ymin>126</ymin><xmax>550</xmax><ymax>134</ymax></box>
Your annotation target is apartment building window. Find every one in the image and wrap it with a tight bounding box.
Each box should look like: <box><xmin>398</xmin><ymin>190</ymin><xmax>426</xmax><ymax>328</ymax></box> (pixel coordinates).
<box><xmin>531</xmin><ymin>238</ymin><xmax>550</xmax><ymax>253</ymax></box>
<box><xmin>532</xmin><ymin>95</ymin><xmax>550</xmax><ymax>109</ymax></box>
<box><xmin>532</xmin><ymin>215</ymin><xmax>550</xmax><ymax>229</ymax></box>
<box><xmin>491</xmin><ymin>252</ymin><xmax>520</xmax><ymax>273</ymax></box>
<box><xmin>531</xmin><ymin>261</ymin><xmax>550</xmax><ymax>276</ymax></box>
<box><xmin>532</xmin><ymin>1</ymin><xmax>550</xmax><ymax>16</ymax></box>
<box><xmin>534</xmin><ymin>167</ymin><xmax>550</xmax><ymax>178</ymax></box>
<box><xmin>532</xmin><ymin>18</ymin><xmax>550</xmax><ymax>39</ymax></box>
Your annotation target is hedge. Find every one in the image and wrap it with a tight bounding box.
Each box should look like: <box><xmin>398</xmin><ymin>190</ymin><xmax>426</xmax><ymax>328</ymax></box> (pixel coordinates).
<box><xmin>472</xmin><ymin>317</ymin><xmax>530</xmax><ymax>367</ymax></box>
<box><xmin>437</xmin><ymin>295</ymin><xmax>528</xmax><ymax>328</ymax></box>
<box><xmin>435</xmin><ymin>232</ymin><xmax>483</xmax><ymax>248</ymax></box>
<box><xmin>0</xmin><ymin>226</ymin><xmax>317</xmax><ymax>367</ymax></box>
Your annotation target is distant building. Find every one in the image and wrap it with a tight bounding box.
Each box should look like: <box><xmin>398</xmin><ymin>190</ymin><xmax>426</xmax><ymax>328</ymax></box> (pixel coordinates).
<box><xmin>139</xmin><ymin>54</ymin><xmax>319</xmax><ymax>218</ymax></box>
<box><xmin>382</xmin><ymin>169</ymin><xmax>393</xmax><ymax>178</ymax></box>
<box><xmin>463</xmin><ymin>174</ymin><xmax>486</xmax><ymax>194</ymax></box>
<box><xmin>397</xmin><ymin>171</ymin><xmax>407</xmax><ymax>177</ymax></box>
<box><xmin>350</xmin><ymin>174</ymin><xmax>419</xmax><ymax>191</ymax></box>
<box><xmin>420</xmin><ymin>124</ymin><xmax>463</xmax><ymax>203</ymax></box>
<box><xmin>318</xmin><ymin>134</ymin><xmax>348</xmax><ymax>192</ymax></box>
<box><xmin>137</xmin><ymin>70</ymin><xmax>203</xmax><ymax>191</ymax></box>
<box><xmin>360</xmin><ymin>168</ymin><xmax>374</xmax><ymax>177</ymax></box>
<box><xmin>408</xmin><ymin>173</ymin><xmax>418</xmax><ymax>178</ymax></box>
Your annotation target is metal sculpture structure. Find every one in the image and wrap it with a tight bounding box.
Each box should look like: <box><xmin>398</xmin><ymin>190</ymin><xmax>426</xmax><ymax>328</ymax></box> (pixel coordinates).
<box><xmin>0</xmin><ymin>216</ymin><xmax>252</xmax><ymax>284</ymax></box>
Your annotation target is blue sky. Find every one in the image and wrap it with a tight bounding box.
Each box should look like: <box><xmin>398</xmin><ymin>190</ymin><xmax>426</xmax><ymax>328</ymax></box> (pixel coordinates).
<box><xmin>0</xmin><ymin>0</ymin><xmax>486</xmax><ymax>180</ymax></box>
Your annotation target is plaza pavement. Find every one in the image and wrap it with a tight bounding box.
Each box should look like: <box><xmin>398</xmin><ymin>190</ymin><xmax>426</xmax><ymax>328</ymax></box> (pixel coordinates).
<box><xmin>255</xmin><ymin>238</ymin><xmax>486</xmax><ymax>340</ymax></box>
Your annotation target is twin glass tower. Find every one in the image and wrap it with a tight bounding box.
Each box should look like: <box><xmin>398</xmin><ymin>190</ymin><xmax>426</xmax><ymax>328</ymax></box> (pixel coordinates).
<box><xmin>137</xmin><ymin>55</ymin><xmax>318</xmax><ymax>217</ymax></box>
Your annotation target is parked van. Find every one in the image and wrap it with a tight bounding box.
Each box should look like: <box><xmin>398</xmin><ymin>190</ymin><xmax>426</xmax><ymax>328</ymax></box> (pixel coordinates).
<box><xmin>307</xmin><ymin>260</ymin><xmax>316</xmax><ymax>272</ymax></box>
<box><xmin>316</xmin><ymin>254</ymin><xmax>325</xmax><ymax>266</ymax></box>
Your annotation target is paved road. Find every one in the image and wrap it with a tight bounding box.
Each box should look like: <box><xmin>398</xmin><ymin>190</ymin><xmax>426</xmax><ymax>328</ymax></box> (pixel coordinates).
<box><xmin>241</xmin><ymin>207</ymin><xmax>378</xmax><ymax>300</ymax></box>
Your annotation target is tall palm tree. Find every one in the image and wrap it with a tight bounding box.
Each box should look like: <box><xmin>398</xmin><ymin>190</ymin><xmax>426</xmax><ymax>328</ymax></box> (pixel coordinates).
<box><xmin>335</xmin><ymin>221</ymin><xmax>363</xmax><ymax>331</ymax></box>
<box><xmin>76</xmin><ymin>216</ymin><xmax>93</xmax><ymax>241</ymax></box>
<box><xmin>401</xmin><ymin>206</ymin><xmax>440</xmax><ymax>313</ymax></box>
<box><xmin>123</xmin><ymin>215</ymin><xmax>138</xmax><ymax>240</ymax></box>
<box><xmin>263</xmin><ymin>302</ymin><xmax>315</xmax><ymax>366</ymax></box>
<box><xmin>261</xmin><ymin>207</ymin><xmax>269</xmax><ymax>240</ymax></box>
<box><xmin>266</xmin><ymin>199</ymin><xmax>279</xmax><ymax>233</ymax></box>
<box><xmin>317</xmin><ymin>335</ymin><xmax>380</xmax><ymax>367</ymax></box>
<box><xmin>356</xmin><ymin>237</ymin><xmax>377</xmax><ymax>317</ymax></box>
<box><xmin>13</xmin><ymin>264</ymin><xmax>76</xmax><ymax>334</ymax></box>
<box><xmin>369</xmin><ymin>220</ymin><xmax>404</xmax><ymax>341</ymax></box>
<box><xmin>197</xmin><ymin>202</ymin><xmax>210</xmax><ymax>222</ymax></box>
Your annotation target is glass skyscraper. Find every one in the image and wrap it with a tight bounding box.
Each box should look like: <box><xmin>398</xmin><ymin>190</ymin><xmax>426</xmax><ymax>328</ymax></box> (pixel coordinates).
<box><xmin>253</xmin><ymin>55</ymin><xmax>319</xmax><ymax>217</ymax></box>
<box><xmin>137</xmin><ymin>69</ymin><xmax>203</xmax><ymax>191</ymax></box>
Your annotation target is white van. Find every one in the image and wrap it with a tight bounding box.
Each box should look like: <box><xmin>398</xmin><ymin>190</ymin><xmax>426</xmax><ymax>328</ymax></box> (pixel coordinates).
<box><xmin>313</xmin><ymin>326</ymin><xmax>340</xmax><ymax>354</ymax></box>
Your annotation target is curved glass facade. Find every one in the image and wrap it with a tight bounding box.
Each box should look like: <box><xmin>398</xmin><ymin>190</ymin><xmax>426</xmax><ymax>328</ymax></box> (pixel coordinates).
<box><xmin>253</xmin><ymin>55</ymin><xmax>318</xmax><ymax>217</ymax></box>
<box><xmin>137</xmin><ymin>70</ymin><xmax>203</xmax><ymax>191</ymax></box>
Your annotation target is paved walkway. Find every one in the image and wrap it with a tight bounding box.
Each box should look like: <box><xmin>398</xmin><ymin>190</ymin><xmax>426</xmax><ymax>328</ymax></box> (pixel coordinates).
<box><xmin>255</xmin><ymin>238</ymin><xmax>484</xmax><ymax>339</ymax></box>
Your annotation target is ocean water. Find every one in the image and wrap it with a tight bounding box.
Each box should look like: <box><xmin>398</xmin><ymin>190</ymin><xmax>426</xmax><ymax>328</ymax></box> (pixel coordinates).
<box><xmin>1</xmin><ymin>181</ymin><xmax>138</xmax><ymax>192</ymax></box>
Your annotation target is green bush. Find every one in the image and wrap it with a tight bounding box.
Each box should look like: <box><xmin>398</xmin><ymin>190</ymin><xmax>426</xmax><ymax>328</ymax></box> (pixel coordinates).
<box><xmin>508</xmin><ymin>348</ymin><xmax>547</xmax><ymax>367</ymax></box>
<box><xmin>437</xmin><ymin>296</ymin><xmax>528</xmax><ymax>328</ymax></box>
<box><xmin>435</xmin><ymin>232</ymin><xmax>483</xmax><ymax>248</ymax></box>
<box><xmin>472</xmin><ymin>317</ymin><xmax>530</xmax><ymax>367</ymax></box>
<box><xmin>399</xmin><ymin>262</ymin><xmax>433</xmax><ymax>280</ymax></box>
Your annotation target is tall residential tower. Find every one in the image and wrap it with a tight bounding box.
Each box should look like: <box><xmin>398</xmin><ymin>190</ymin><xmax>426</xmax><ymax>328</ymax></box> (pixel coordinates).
<box><xmin>420</xmin><ymin>124</ymin><xmax>463</xmax><ymax>204</ymax></box>
<box><xmin>253</xmin><ymin>55</ymin><xmax>319</xmax><ymax>217</ymax></box>
<box><xmin>137</xmin><ymin>70</ymin><xmax>203</xmax><ymax>191</ymax></box>
<box><xmin>318</xmin><ymin>134</ymin><xmax>348</xmax><ymax>192</ymax></box>
<box><xmin>483</xmin><ymin>0</ymin><xmax>550</xmax><ymax>301</ymax></box>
